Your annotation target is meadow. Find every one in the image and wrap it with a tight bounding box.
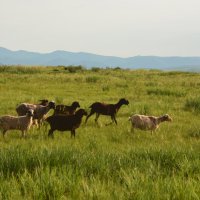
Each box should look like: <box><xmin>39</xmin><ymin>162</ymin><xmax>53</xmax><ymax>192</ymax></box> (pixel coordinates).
<box><xmin>0</xmin><ymin>66</ymin><xmax>200</xmax><ymax>199</ymax></box>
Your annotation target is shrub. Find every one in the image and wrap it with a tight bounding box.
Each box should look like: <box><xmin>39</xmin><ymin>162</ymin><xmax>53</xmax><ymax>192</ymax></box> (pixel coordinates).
<box><xmin>91</xmin><ymin>67</ymin><xmax>101</xmax><ymax>72</ymax></box>
<box><xmin>64</xmin><ymin>65</ymin><xmax>85</xmax><ymax>73</ymax></box>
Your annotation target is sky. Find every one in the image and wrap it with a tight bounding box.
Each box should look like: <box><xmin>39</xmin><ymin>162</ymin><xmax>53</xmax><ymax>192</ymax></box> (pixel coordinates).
<box><xmin>0</xmin><ymin>0</ymin><xmax>200</xmax><ymax>57</ymax></box>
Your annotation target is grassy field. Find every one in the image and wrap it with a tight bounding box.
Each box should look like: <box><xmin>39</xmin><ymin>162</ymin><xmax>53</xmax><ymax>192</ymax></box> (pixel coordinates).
<box><xmin>0</xmin><ymin>66</ymin><xmax>200</xmax><ymax>199</ymax></box>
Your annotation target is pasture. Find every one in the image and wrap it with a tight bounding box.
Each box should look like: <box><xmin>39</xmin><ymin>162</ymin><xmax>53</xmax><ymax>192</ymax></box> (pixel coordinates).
<box><xmin>0</xmin><ymin>66</ymin><xmax>200</xmax><ymax>199</ymax></box>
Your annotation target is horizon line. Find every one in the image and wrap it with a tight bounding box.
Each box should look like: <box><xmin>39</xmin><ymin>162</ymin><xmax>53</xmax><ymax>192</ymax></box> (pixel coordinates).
<box><xmin>1</xmin><ymin>46</ymin><xmax>200</xmax><ymax>58</ymax></box>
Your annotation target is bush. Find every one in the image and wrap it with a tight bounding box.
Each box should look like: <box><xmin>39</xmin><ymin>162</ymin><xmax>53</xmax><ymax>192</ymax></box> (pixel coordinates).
<box><xmin>91</xmin><ymin>67</ymin><xmax>101</xmax><ymax>72</ymax></box>
<box><xmin>64</xmin><ymin>65</ymin><xmax>85</xmax><ymax>73</ymax></box>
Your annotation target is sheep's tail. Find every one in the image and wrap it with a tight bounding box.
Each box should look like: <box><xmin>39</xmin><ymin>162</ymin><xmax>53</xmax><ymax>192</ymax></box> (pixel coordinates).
<box><xmin>128</xmin><ymin>117</ymin><xmax>131</xmax><ymax>121</ymax></box>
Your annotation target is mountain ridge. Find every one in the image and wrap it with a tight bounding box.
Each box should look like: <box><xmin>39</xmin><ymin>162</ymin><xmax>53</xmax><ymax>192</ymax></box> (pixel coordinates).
<box><xmin>0</xmin><ymin>47</ymin><xmax>200</xmax><ymax>71</ymax></box>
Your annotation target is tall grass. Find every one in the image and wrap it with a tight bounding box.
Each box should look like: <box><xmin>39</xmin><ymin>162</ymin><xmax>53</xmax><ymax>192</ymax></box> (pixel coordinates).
<box><xmin>147</xmin><ymin>88</ymin><xmax>186</xmax><ymax>97</ymax></box>
<box><xmin>0</xmin><ymin>66</ymin><xmax>45</xmax><ymax>74</ymax></box>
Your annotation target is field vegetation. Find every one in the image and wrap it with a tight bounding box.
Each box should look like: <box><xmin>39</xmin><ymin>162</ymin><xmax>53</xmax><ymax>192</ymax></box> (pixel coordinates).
<box><xmin>0</xmin><ymin>66</ymin><xmax>200</xmax><ymax>199</ymax></box>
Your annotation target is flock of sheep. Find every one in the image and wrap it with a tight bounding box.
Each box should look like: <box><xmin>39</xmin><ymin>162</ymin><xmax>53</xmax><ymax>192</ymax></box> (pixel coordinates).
<box><xmin>0</xmin><ymin>98</ymin><xmax>172</xmax><ymax>138</ymax></box>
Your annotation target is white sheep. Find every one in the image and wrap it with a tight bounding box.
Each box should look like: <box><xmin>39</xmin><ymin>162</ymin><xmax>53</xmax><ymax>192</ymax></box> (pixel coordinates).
<box><xmin>0</xmin><ymin>109</ymin><xmax>34</xmax><ymax>138</ymax></box>
<box><xmin>129</xmin><ymin>114</ymin><xmax>172</xmax><ymax>134</ymax></box>
<box><xmin>16</xmin><ymin>101</ymin><xmax>55</xmax><ymax>128</ymax></box>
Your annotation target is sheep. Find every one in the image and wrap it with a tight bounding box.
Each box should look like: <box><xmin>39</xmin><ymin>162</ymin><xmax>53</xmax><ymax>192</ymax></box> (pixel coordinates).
<box><xmin>85</xmin><ymin>98</ymin><xmax>129</xmax><ymax>125</ymax></box>
<box><xmin>38</xmin><ymin>99</ymin><xmax>49</xmax><ymax>106</ymax></box>
<box><xmin>16</xmin><ymin>101</ymin><xmax>56</xmax><ymax>128</ymax></box>
<box><xmin>46</xmin><ymin>109</ymin><xmax>87</xmax><ymax>138</ymax></box>
<box><xmin>129</xmin><ymin>114</ymin><xmax>172</xmax><ymax>134</ymax></box>
<box><xmin>0</xmin><ymin>109</ymin><xmax>34</xmax><ymax>138</ymax></box>
<box><xmin>53</xmin><ymin>101</ymin><xmax>80</xmax><ymax>115</ymax></box>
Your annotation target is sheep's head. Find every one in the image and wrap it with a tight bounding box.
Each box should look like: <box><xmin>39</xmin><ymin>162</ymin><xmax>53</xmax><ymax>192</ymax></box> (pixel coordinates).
<box><xmin>72</xmin><ymin>101</ymin><xmax>80</xmax><ymax>109</ymax></box>
<box><xmin>48</xmin><ymin>101</ymin><xmax>56</xmax><ymax>109</ymax></box>
<box><xmin>119</xmin><ymin>98</ymin><xmax>129</xmax><ymax>105</ymax></box>
<box><xmin>75</xmin><ymin>109</ymin><xmax>88</xmax><ymax>117</ymax></box>
<box><xmin>39</xmin><ymin>99</ymin><xmax>49</xmax><ymax>106</ymax></box>
<box><xmin>26</xmin><ymin>109</ymin><xmax>34</xmax><ymax>117</ymax></box>
<box><xmin>163</xmin><ymin>114</ymin><xmax>172</xmax><ymax>122</ymax></box>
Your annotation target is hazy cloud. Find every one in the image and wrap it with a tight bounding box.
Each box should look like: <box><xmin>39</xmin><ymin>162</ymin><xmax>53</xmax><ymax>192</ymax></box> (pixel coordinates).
<box><xmin>0</xmin><ymin>0</ymin><xmax>200</xmax><ymax>56</ymax></box>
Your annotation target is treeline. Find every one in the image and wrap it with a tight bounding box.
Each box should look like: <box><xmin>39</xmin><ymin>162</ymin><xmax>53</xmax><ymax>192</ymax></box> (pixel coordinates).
<box><xmin>0</xmin><ymin>65</ymin><xmax>126</xmax><ymax>74</ymax></box>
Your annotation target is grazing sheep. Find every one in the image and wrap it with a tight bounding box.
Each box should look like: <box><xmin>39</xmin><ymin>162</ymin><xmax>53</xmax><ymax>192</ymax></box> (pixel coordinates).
<box><xmin>129</xmin><ymin>114</ymin><xmax>172</xmax><ymax>133</ymax></box>
<box><xmin>46</xmin><ymin>109</ymin><xmax>87</xmax><ymax>138</ymax></box>
<box><xmin>0</xmin><ymin>109</ymin><xmax>34</xmax><ymax>138</ymax></box>
<box><xmin>85</xmin><ymin>98</ymin><xmax>129</xmax><ymax>125</ymax></box>
<box><xmin>53</xmin><ymin>101</ymin><xmax>80</xmax><ymax>115</ymax></box>
<box><xmin>16</xmin><ymin>101</ymin><xmax>56</xmax><ymax>128</ymax></box>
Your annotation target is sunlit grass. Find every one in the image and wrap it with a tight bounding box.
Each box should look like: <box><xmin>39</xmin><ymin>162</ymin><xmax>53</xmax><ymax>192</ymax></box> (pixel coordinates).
<box><xmin>0</xmin><ymin>66</ymin><xmax>200</xmax><ymax>199</ymax></box>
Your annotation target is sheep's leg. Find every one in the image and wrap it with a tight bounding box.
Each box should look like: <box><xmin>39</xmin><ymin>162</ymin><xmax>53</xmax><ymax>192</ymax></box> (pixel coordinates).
<box><xmin>151</xmin><ymin>130</ymin><xmax>156</xmax><ymax>135</ymax></box>
<box><xmin>43</xmin><ymin>121</ymin><xmax>49</xmax><ymax>134</ymax></box>
<box><xmin>21</xmin><ymin>131</ymin><xmax>26</xmax><ymax>138</ymax></box>
<box><xmin>2</xmin><ymin>130</ymin><xmax>7</xmax><ymax>138</ymax></box>
<box><xmin>95</xmin><ymin>113</ymin><xmax>100</xmax><ymax>123</ymax></box>
<box><xmin>71</xmin><ymin>130</ymin><xmax>76</xmax><ymax>138</ymax></box>
<box><xmin>112</xmin><ymin>115</ymin><xmax>117</xmax><ymax>125</ymax></box>
<box><xmin>106</xmin><ymin>115</ymin><xmax>117</xmax><ymax>126</ymax></box>
<box><xmin>38</xmin><ymin>119</ymin><xmax>42</xmax><ymax>129</ymax></box>
<box><xmin>85</xmin><ymin>110</ymin><xmax>95</xmax><ymax>124</ymax></box>
<box><xmin>33</xmin><ymin>119</ymin><xmax>39</xmax><ymax>129</ymax></box>
<box><xmin>48</xmin><ymin>129</ymin><xmax>54</xmax><ymax>138</ymax></box>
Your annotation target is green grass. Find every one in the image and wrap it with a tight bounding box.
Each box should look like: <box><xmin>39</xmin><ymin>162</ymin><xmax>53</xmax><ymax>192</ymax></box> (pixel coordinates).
<box><xmin>0</xmin><ymin>66</ymin><xmax>200</xmax><ymax>199</ymax></box>
<box><xmin>185</xmin><ymin>97</ymin><xmax>200</xmax><ymax>113</ymax></box>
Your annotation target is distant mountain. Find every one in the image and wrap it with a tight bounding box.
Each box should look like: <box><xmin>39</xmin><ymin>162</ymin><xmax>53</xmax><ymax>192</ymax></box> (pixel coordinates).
<box><xmin>0</xmin><ymin>47</ymin><xmax>200</xmax><ymax>71</ymax></box>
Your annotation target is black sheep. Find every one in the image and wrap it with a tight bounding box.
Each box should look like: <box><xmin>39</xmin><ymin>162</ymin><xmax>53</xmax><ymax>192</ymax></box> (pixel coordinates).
<box><xmin>85</xmin><ymin>98</ymin><xmax>129</xmax><ymax>125</ymax></box>
<box><xmin>46</xmin><ymin>109</ymin><xmax>87</xmax><ymax>138</ymax></box>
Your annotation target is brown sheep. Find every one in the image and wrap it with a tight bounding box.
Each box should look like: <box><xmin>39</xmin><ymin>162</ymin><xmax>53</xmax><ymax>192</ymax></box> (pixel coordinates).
<box><xmin>53</xmin><ymin>101</ymin><xmax>80</xmax><ymax>115</ymax></box>
<box><xmin>85</xmin><ymin>98</ymin><xmax>129</xmax><ymax>125</ymax></box>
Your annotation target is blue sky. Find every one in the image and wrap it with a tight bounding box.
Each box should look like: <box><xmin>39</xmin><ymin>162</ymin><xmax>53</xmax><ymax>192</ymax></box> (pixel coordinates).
<box><xmin>0</xmin><ymin>0</ymin><xmax>200</xmax><ymax>57</ymax></box>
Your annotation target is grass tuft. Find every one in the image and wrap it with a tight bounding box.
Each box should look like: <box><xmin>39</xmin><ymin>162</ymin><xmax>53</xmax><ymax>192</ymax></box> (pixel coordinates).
<box><xmin>147</xmin><ymin>88</ymin><xmax>186</xmax><ymax>97</ymax></box>
<box><xmin>185</xmin><ymin>97</ymin><xmax>200</xmax><ymax>113</ymax></box>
